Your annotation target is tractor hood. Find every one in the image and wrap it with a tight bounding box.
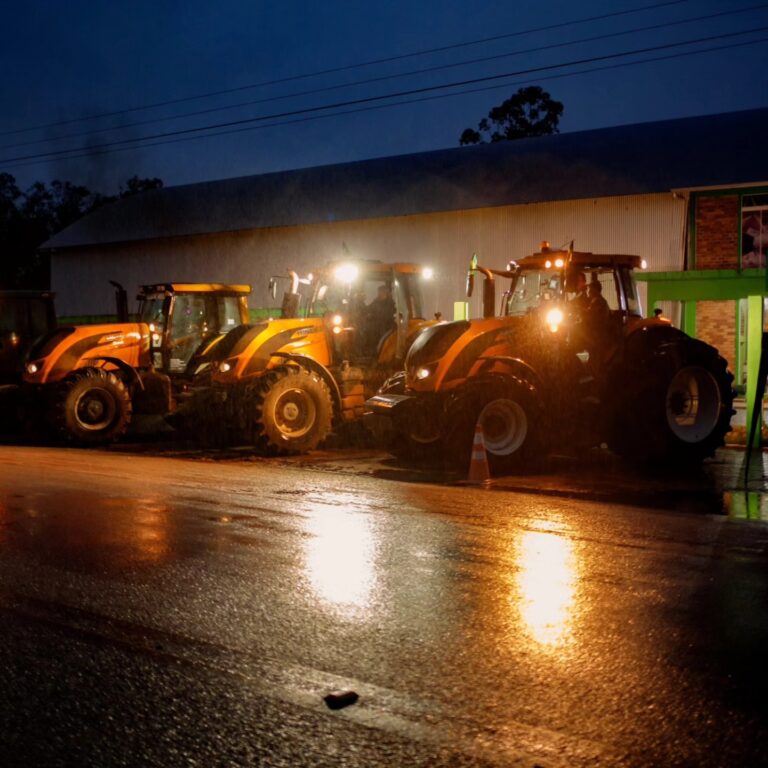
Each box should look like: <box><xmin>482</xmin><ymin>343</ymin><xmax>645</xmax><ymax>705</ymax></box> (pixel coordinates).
<box><xmin>405</xmin><ymin>316</ymin><xmax>534</xmax><ymax>391</ymax></box>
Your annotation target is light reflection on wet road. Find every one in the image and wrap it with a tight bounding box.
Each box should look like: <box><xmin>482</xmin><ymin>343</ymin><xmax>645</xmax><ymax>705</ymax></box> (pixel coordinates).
<box><xmin>0</xmin><ymin>445</ymin><xmax>767</xmax><ymax>767</ymax></box>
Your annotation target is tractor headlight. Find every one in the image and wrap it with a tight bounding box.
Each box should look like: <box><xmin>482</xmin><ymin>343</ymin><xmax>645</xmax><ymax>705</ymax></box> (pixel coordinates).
<box><xmin>414</xmin><ymin>362</ymin><xmax>438</xmax><ymax>381</ymax></box>
<box><xmin>545</xmin><ymin>307</ymin><xmax>564</xmax><ymax>333</ymax></box>
<box><xmin>26</xmin><ymin>362</ymin><xmax>40</xmax><ymax>374</ymax></box>
<box><xmin>218</xmin><ymin>357</ymin><xmax>238</xmax><ymax>373</ymax></box>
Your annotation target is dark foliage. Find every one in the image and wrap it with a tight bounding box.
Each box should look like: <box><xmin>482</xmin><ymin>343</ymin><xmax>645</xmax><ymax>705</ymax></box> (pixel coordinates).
<box><xmin>0</xmin><ymin>174</ymin><xmax>163</xmax><ymax>289</ymax></box>
<box><xmin>459</xmin><ymin>86</ymin><xmax>564</xmax><ymax>146</ymax></box>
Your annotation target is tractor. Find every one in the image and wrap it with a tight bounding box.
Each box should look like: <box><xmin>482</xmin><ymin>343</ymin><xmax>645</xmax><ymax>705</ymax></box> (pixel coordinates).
<box><xmin>0</xmin><ymin>290</ymin><xmax>57</xmax><ymax>385</ymax></box>
<box><xmin>0</xmin><ymin>290</ymin><xmax>57</xmax><ymax>433</ymax></box>
<box><xmin>22</xmin><ymin>282</ymin><xmax>250</xmax><ymax>444</ymax></box>
<box><xmin>205</xmin><ymin>259</ymin><xmax>436</xmax><ymax>454</ymax></box>
<box><xmin>365</xmin><ymin>244</ymin><xmax>734</xmax><ymax>471</ymax></box>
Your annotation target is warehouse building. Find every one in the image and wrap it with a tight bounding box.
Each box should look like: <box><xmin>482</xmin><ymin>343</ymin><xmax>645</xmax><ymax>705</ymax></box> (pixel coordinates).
<box><xmin>44</xmin><ymin>106</ymin><xmax>768</xmax><ymax>396</ymax></box>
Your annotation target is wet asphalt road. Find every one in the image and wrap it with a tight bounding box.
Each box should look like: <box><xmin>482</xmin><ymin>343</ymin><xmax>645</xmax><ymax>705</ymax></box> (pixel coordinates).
<box><xmin>0</xmin><ymin>445</ymin><xmax>767</xmax><ymax>767</ymax></box>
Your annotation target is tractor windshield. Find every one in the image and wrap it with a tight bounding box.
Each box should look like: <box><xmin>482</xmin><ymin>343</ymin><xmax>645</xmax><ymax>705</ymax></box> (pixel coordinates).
<box><xmin>308</xmin><ymin>268</ymin><xmax>424</xmax><ymax>320</ymax></box>
<box><xmin>504</xmin><ymin>267</ymin><xmax>631</xmax><ymax>317</ymax></box>
<box><xmin>504</xmin><ymin>269</ymin><xmax>562</xmax><ymax>316</ymax></box>
<box><xmin>139</xmin><ymin>292</ymin><xmax>246</xmax><ymax>372</ymax></box>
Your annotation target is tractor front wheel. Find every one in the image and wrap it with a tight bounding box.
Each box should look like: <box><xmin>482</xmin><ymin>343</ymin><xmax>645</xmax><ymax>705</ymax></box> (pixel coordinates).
<box><xmin>450</xmin><ymin>377</ymin><xmax>546</xmax><ymax>475</ymax></box>
<box><xmin>250</xmin><ymin>366</ymin><xmax>333</xmax><ymax>455</ymax></box>
<box><xmin>52</xmin><ymin>368</ymin><xmax>132</xmax><ymax>445</ymax></box>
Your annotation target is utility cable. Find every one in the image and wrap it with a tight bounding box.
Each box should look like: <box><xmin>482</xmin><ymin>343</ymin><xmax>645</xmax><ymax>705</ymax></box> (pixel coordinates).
<box><xmin>2</xmin><ymin>2</ymin><xmax>761</xmax><ymax>154</ymax></box>
<box><xmin>2</xmin><ymin>25</ymin><xmax>764</xmax><ymax>166</ymax></box>
<box><xmin>4</xmin><ymin>34</ymin><xmax>766</xmax><ymax>172</ymax></box>
<box><xmin>0</xmin><ymin>0</ymin><xmax>691</xmax><ymax>138</ymax></box>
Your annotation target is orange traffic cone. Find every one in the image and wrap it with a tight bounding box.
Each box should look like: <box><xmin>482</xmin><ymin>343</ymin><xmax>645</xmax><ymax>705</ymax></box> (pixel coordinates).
<box><xmin>466</xmin><ymin>421</ymin><xmax>491</xmax><ymax>485</ymax></box>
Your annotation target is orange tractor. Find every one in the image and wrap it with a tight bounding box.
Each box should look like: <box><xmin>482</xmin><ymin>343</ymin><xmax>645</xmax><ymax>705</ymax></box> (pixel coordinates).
<box><xmin>22</xmin><ymin>283</ymin><xmax>250</xmax><ymax>444</ymax></box>
<box><xmin>205</xmin><ymin>259</ymin><xmax>436</xmax><ymax>454</ymax></box>
<box><xmin>366</xmin><ymin>244</ymin><xmax>734</xmax><ymax>470</ymax></box>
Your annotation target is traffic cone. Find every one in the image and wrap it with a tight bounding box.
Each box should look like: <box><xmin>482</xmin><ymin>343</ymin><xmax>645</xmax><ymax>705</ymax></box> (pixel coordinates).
<box><xmin>467</xmin><ymin>421</ymin><xmax>491</xmax><ymax>484</ymax></box>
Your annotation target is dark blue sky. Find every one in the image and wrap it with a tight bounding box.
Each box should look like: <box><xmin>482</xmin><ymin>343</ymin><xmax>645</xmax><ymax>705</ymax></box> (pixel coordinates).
<box><xmin>1</xmin><ymin>0</ymin><xmax>766</xmax><ymax>193</ymax></box>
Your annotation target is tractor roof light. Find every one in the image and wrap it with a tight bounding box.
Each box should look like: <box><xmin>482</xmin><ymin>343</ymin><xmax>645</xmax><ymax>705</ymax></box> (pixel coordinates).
<box><xmin>422</xmin><ymin>267</ymin><xmax>434</xmax><ymax>280</ymax></box>
<box><xmin>334</xmin><ymin>263</ymin><xmax>359</xmax><ymax>284</ymax></box>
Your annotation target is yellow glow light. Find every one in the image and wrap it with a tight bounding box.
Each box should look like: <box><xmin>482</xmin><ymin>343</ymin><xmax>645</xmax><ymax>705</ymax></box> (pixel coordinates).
<box><xmin>304</xmin><ymin>502</ymin><xmax>377</xmax><ymax>617</ymax></box>
<box><xmin>545</xmin><ymin>307</ymin><xmax>564</xmax><ymax>332</ymax></box>
<box><xmin>515</xmin><ymin>529</ymin><xmax>577</xmax><ymax>648</ymax></box>
<box><xmin>334</xmin><ymin>263</ymin><xmax>359</xmax><ymax>284</ymax></box>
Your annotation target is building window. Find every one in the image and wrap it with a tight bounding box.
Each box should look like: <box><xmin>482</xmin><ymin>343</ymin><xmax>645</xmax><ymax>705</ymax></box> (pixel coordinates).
<box><xmin>741</xmin><ymin>193</ymin><xmax>768</xmax><ymax>268</ymax></box>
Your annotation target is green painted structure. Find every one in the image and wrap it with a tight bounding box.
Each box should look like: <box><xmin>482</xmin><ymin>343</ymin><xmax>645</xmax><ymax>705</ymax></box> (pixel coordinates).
<box><xmin>637</xmin><ymin>269</ymin><xmax>766</xmax><ymax>447</ymax></box>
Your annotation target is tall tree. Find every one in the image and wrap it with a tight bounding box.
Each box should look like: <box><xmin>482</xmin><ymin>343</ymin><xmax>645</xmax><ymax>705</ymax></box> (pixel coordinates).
<box><xmin>0</xmin><ymin>175</ymin><xmax>164</xmax><ymax>289</ymax></box>
<box><xmin>459</xmin><ymin>86</ymin><xmax>564</xmax><ymax>145</ymax></box>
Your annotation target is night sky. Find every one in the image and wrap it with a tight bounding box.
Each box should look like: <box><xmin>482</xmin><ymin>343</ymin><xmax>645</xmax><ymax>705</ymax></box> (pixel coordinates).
<box><xmin>1</xmin><ymin>0</ymin><xmax>766</xmax><ymax>194</ymax></box>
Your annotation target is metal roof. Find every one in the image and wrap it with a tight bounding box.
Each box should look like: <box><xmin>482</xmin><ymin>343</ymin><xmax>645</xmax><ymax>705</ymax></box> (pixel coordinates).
<box><xmin>44</xmin><ymin>107</ymin><xmax>768</xmax><ymax>251</ymax></box>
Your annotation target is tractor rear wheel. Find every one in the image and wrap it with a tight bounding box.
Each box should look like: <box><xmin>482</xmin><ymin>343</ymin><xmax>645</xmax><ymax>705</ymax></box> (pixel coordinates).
<box><xmin>250</xmin><ymin>366</ymin><xmax>333</xmax><ymax>455</ymax></box>
<box><xmin>609</xmin><ymin>344</ymin><xmax>734</xmax><ymax>464</ymax></box>
<box><xmin>52</xmin><ymin>368</ymin><xmax>132</xmax><ymax>445</ymax></box>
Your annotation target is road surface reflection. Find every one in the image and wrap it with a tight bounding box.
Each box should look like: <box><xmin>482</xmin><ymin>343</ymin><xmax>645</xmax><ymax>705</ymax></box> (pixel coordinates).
<box><xmin>301</xmin><ymin>492</ymin><xmax>379</xmax><ymax>619</ymax></box>
<box><xmin>513</xmin><ymin>525</ymin><xmax>578</xmax><ymax>649</ymax></box>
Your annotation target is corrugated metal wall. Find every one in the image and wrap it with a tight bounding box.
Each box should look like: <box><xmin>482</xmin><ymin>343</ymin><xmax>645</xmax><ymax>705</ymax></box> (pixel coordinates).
<box><xmin>52</xmin><ymin>192</ymin><xmax>686</xmax><ymax>319</ymax></box>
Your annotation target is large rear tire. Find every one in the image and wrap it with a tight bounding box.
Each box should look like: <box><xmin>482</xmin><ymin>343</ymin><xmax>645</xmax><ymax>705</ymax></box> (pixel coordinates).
<box><xmin>52</xmin><ymin>368</ymin><xmax>132</xmax><ymax>445</ymax></box>
<box><xmin>608</xmin><ymin>344</ymin><xmax>734</xmax><ymax>464</ymax></box>
<box><xmin>249</xmin><ymin>366</ymin><xmax>333</xmax><ymax>455</ymax></box>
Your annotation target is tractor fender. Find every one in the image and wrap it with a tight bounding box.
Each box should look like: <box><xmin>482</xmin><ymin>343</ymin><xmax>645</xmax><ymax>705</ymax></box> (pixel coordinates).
<box><xmin>271</xmin><ymin>352</ymin><xmax>343</xmax><ymax>417</ymax></box>
<box><xmin>622</xmin><ymin>323</ymin><xmax>689</xmax><ymax>360</ymax></box>
<box><xmin>83</xmin><ymin>357</ymin><xmax>145</xmax><ymax>391</ymax></box>
<box><xmin>475</xmin><ymin>355</ymin><xmax>544</xmax><ymax>394</ymax></box>
<box><xmin>444</xmin><ymin>371</ymin><xmax>540</xmax><ymax>421</ymax></box>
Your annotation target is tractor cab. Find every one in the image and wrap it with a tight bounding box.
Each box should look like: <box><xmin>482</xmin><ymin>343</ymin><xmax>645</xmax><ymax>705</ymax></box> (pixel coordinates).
<box><xmin>467</xmin><ymin>245</ymin><xmax>663</xmax><ymax>372</ymax></box>
<box><xmin>137</xmin><ymin>283</ymin><xmax>250</xmax><ymax>375</ymax></box>
<box><xmin>500</xmin><ymin>247</ymin><xmax>644</xmax><ymax>322</ymax></box>
<box><xmin>307</xmin><ymin>260</ymin><xmax>430</xmax><ymax>364</ymax></box>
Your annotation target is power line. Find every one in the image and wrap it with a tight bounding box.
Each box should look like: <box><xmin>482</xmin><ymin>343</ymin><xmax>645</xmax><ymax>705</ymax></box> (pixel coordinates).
<box><xmin>2</xmin><ymin>25</ymin><xmax>764</xmax><ymax>167</ymax></box>
<box><xmin>5</xmin><ymin>34</ymin><xmax>765</xmax><ymax>173</ymax></box>
<box><xmin>0</xmin><ymin>0</ymin><xmax>691</xmax><ymax>138</ymax></box>
<box><xmin>2</xmin><ymin>2</ymin><xmax>761</xmax><ymax>154</ymax></box>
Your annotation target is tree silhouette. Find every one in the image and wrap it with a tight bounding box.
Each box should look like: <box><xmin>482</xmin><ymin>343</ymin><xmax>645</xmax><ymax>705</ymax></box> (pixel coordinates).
<box><xmin>460</xmin><ymin>86</ymin><xmax>564</xmax><ymax>145</ymax></box>
<box><xmin>0</xmin><ymin>175</ymin><xmax>164</xmax><ymax>289</ymax></box>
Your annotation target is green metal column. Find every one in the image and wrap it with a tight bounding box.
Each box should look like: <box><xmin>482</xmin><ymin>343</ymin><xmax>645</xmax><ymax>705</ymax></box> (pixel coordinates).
<box><xmin>681</xmin><ymin>301</ymin><xmax>696</xmax><ymax>336</ymax></box>
<box><xmin>745</xmin><ymin>294</ymin><xmax>764</xmax><ymax>448</ymax></box>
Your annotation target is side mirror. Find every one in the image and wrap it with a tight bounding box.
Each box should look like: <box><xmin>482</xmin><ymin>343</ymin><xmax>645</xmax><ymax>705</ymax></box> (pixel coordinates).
<box><xmin>268</xmin><ymin>278</ymin><xmax>278</xmax><ymax>300</ymax></box>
